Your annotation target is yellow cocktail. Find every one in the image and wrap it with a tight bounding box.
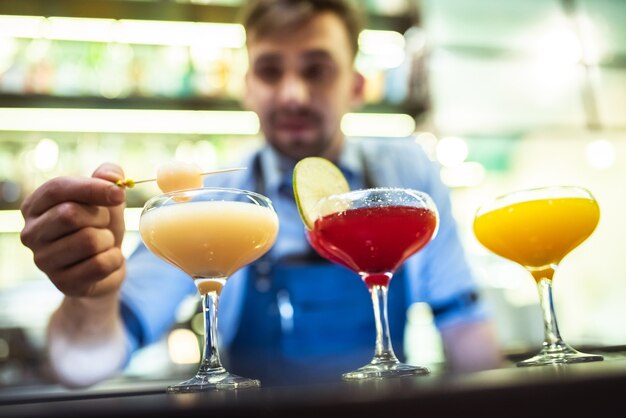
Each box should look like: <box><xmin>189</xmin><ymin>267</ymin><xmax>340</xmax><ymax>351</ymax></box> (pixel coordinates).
<box><xmin>473</xmin><ymin>186</ymin><xmax>602</xmax><ymax>366</ymax></box>
<box><xmin>139</xmin><ymin>188</ymin><xmax>278</xmax><ymax>392</ymax></box>
<box><xmin>474</xmin><ymin>197</ymin><xmax>599</xmax><ymax>281</ymax></box>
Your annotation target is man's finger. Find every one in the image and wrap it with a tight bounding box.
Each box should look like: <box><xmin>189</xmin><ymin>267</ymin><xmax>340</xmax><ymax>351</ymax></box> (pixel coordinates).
<box><xmin>24</xmin><ymin>177</ymin><xmax>125</xmax><ymax>217</ymax></box>
<box><xmin>51</xmin><ymin>248</ymin><xmax>125</xmax><ymax>298</ymax></box>
<box><xmin>92</xmin><ymin>163</ymin><xmax>128</xmax><ymax>248</ymax></box>
<box><xmin>40</xmin><ymin>204</ymin><xmax>111</xmax><ymax>243</ymax></box>
<box><xmin>92</xmin><ymin>163</ymin><xmax>125</xmax><ymax>183</ymax></box>
<box><xmin>34</xmin><ymin>227</ymin><xmax>116</xmax><ymax>272</ymax></box>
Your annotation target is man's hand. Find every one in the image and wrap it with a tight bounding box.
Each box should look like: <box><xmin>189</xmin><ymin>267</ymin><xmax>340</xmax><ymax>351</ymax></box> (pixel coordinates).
<box><xmin>20</xmin><ymin>163</ymin><xmax>127</xmax><ymax>298</ymax></box>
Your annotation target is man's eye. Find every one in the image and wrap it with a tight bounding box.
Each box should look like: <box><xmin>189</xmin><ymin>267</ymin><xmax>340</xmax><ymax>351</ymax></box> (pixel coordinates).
<box><xmin>301</xmin><ymin>64</ymin><xmax>332</xmax><ymax>82</ymax></box>
<box><xmin>255</xmin><ymin>66</ymin><xmax>282</xmax><ymax>83</ymax></box>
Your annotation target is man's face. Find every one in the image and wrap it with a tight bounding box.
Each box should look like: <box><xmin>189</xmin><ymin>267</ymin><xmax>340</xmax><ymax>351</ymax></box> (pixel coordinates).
<box><xmin>244</xmin><ymin>12</ymin><xmax>364</xmax><ymax>161</ymax></box>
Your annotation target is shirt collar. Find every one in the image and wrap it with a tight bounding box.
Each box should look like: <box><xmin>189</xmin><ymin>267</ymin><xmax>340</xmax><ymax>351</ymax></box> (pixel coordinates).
<box><xmin>259</xmin><ymin>146</ymin><xmax>292</xmax><ymax>193</ymax></box>
<box><xmin>259</xmin><ymin>139</ymin><xmax>364</xmax><ymax>194</ymax></box>
<box><xmin>337</xmin><ymin>139</ymin><xmax>363</xmax><ymax>186</ymax></box>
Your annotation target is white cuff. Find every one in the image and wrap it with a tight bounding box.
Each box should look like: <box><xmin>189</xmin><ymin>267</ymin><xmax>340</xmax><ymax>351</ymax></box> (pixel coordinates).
<box><xmin>46</xmin><ymin>302</ymin><xmax>130</xmax><ymax>388</ymax></box>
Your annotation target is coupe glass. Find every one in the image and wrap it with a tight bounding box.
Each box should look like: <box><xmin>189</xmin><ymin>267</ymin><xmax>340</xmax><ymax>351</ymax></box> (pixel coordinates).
<box><xmin>307</xmin><ymin>187</ymin><xmax>439</xmax><ymax>380</ymax></box>
<box><xmin>473</xmin><ymin>186</ymin><xmax>602</xmax><ymax>366</ymax></box>
<box><xmin>139</xmin><ymin>188</ymin><xmax>279</xmax><ymax>392</ymax></box>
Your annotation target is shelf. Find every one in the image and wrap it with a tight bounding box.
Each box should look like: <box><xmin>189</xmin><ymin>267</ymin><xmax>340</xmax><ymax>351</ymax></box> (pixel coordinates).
<box><xmin>0</xmin><ymin>0</ymin><xmax>240</xmax><ymax>24</ymax></box>
<box><xmin>0</xmin><ymin>0</ymin><xmax>415</xmax><ymax>32</ymax></box>
<box><xmin>0</xmin><ymin>93</ymin><xmax>412</xmax><ymax>114</ymax></box>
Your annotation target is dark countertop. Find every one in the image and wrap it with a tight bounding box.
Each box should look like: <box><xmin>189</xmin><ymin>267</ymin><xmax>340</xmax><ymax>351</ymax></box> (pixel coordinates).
<box><xmin>2</xmin><ymin>353</ymin><xmax>626</xmax><ymax>418</ymax></box>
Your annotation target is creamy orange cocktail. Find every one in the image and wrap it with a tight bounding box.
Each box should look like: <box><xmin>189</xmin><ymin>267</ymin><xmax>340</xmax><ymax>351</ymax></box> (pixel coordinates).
<box><xmin>139</xmin><ymin>200</ymin><xmax>278</xmax><ymax>293</ymax></box>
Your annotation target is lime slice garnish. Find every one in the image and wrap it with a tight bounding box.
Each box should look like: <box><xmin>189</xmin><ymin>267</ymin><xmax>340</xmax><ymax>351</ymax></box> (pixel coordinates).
<box><xmin>293</xmin><ymin>157</ymin><xmax>350</xmax><ymax>229</ymax></box>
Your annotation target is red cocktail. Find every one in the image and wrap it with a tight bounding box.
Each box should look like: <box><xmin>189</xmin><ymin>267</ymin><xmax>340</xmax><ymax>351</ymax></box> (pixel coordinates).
<box><xmin>308</xmin><ymin>205</ymin><xmax>437</xmax><ymax>287</ymax></box>
<box><xmin>307</xmin><ymin>188</ymin><xmax>439</xmax><ymax>380</ymax></box>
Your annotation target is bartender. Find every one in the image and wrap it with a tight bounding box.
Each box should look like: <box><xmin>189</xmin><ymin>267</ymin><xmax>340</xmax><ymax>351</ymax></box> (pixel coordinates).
<box><xmin>19</xmin><ymin>0</ymin><xmax>502</xmax><ymax>387</ymax></box>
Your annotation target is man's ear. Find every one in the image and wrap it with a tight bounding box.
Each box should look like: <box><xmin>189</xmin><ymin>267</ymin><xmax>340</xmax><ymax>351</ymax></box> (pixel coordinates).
<box><xmin>351</xmin><ymin>71</ymin><xmax>366</xmax><ymax>109</ymax></box>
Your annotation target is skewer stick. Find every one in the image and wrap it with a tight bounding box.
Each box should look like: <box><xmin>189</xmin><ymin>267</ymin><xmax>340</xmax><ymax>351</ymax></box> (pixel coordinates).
<box><xmin>115</xmin><ymin>167</ymin><xmax>247</xmax><ymax>188</ymax></box>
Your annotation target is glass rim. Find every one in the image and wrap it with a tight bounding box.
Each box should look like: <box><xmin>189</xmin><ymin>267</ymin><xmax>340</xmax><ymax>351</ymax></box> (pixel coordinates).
<box><xmin>314</xmin><ymin>186</ymin><xmax>438</xmax><ymax>221</ymax></box>
<box><xmin>475</xmin><ymin>185</ymin><xmax>595</xmax><ymax>216</ymax></box>
<box><xmin>321</xmin><ymin>186</ymin><xmax>432</xmax><ymax>201</ymax></box>
<box><xmin>143</xmin><ymin>186</ymin><xmax>273</xmax><ymax>208</ymax></box>
<box><xmin>155</xmin><ymin>186</ymin><xmax>268</xmax><ymax>198</ymax></box>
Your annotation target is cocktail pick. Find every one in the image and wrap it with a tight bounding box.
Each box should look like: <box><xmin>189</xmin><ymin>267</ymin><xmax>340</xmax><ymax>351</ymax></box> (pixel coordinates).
<box><xmin>115</xmin><ymin>167</ymin><xmax>247</xmax><ymax>188</ymax></box>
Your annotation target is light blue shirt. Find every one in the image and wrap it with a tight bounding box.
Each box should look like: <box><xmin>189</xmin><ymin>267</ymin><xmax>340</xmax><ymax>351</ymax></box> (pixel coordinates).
<box><xmin>121</xmin><ymin>137</ymin><xmax>487</xmax><ymax>353</ymax></box>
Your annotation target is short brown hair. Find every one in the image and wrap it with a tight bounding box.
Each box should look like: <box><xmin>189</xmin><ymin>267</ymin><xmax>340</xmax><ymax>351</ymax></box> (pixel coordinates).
<box><xmin>239</xmin><ymin>0</ymin><xmax>364</xmax><ymax>58</ymax></box>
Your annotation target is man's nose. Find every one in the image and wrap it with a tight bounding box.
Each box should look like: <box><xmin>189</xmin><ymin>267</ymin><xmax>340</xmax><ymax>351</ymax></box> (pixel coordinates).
<box><xmin>277</xmin><ymin>74</ymin><xmax>308</xmax><ymax>106</ymax></box>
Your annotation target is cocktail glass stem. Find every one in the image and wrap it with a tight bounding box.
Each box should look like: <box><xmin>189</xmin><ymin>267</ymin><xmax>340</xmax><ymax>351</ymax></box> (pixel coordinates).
<box><xmin>537</xmin><ymin>276</ymin><xmax>564</xmax><ymax>349</ymax></box>
<box><xmin>200</xmin><ymin>291</ymin><xmax>225</xmax><ymax>373</ymax></box>
<box><xmin>517</xmin><ymin>269</ymin><xmax>603</xmax><ymax>367</ymax></box>
<box><xmin>371</xmin><ymin>284</ymin><xmax>398</xmax><ymax>363</ymax></box>
<box><xmin>342</xmin><ymin>276</ymin><xmax>429</xmax><ymax>380</ymax></box>
<box><xmin>166</xmin><ymin>280</ymin><xmax>260</xmax><ymax>392</ymax></box>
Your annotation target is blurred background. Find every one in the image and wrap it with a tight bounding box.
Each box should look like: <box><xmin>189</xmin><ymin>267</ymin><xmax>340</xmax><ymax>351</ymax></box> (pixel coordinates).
<box><xmin>0</xmin><ymin>0</ymin><xmax>625</xmax><ymax>391</ymax></box>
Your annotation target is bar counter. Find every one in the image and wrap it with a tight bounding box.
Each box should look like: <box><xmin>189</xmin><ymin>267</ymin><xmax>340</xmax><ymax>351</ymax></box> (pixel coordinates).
<box><xmin>2</xmin><ymin>351</ymin><xmax>625</xmax><ymax>418</ymax></box>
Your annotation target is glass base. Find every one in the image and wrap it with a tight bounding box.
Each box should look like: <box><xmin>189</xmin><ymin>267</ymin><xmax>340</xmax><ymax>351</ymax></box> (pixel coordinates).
<box><xmin>342</xmin><ymin>359</ymin><xmax>430</xmax><ymax>381</ymax></box>
<box><xmin>167</xmin><ymin>367</ymin><xmax>260</xmax><ymax>393</ymax></box>
<box><xmin>517</xmin><ymin>342</ymin><xmax>604</xmax><ymax>367</ymax></box>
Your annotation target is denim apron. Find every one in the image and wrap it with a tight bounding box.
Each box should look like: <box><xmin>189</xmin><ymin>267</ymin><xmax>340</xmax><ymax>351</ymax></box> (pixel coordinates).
<box><xmin>222</xmin><ymin>152</ymin><xmax>410</xmax><ymax>385</ymax></box>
